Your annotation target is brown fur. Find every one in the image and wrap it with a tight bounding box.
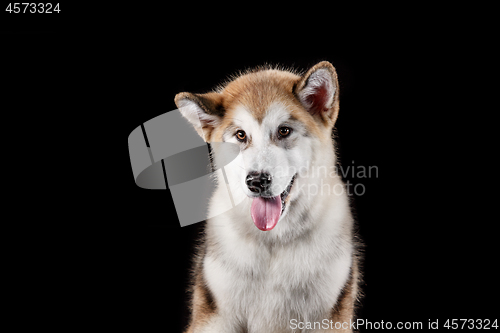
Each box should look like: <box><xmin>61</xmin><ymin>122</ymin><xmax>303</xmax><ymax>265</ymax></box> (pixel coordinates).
<box><xmin>175</xmin><ymin>62</ymin><xmax>340</xmax><ymax>143</ymax></box>
<box><xmin>329</xmin><ymin>253</ymin><xmax>362</xmax><ymax>332</ymax></box>
<box><xmin>183</xmin><ymin>227</ymin><xmax>219</xmax><ymax>333</ymax></box>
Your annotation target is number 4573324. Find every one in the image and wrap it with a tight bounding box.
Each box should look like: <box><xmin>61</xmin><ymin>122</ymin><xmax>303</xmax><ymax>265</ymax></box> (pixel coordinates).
<box><xmin>6</xmin><ymin>3</ymin><xmax>60</xmax><ymax>13</ymax></box>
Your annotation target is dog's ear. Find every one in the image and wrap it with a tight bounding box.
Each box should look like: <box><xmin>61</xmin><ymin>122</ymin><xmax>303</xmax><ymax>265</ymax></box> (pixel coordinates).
<box><xmin>295</xmin><ymin>61</ymin><xmax>339</xmax><ymax>125</ymax></box>
<box><xmin>174</xmin><ymin>92</ymin><xmax>224</xmax><ymax>142</ymax></box>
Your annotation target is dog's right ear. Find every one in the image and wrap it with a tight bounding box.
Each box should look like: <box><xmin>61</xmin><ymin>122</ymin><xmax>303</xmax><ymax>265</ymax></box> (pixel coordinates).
<box><xmin>295</xmin><ymin>61</ymin><xmax>339</xmax><ymax>126</ymax></box>
<box><xmin>174</xmin><ymin>92</ymin><xmax>224</xmax><ymax>142</ymax></box>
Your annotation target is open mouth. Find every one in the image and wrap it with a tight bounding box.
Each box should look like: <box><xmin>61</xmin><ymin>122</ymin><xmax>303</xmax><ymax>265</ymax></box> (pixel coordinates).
<box><xmin>280</xmin><ymin>174</ymin><xmax>296</xmax><ymax>215</ymax></box>
<box><xmin>250</xmin><ymin>174</ymin><xmax>297</xmax><ymax>231</ymax></box>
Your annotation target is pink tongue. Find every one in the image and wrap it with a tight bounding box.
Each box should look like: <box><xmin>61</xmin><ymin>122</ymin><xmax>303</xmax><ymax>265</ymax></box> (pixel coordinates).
<box><xmin>250</xmin><ymin>196</ymin><xmax>282</xmax><ymax>231</ymax></box>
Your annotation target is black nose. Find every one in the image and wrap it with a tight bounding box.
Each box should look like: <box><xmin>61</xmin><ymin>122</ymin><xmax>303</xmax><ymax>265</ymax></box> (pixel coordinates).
<box><xmin>246</xmin><ymin>171</ymin><xmax>272</xmax><ymax>193</ymax></box>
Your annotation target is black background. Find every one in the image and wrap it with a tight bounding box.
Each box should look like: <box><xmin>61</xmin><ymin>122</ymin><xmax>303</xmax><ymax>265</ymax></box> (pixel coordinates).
<box><xmin>2</xmin><ymin>3</ymin><xmax>497</xmax><ymax>332</ymax></box>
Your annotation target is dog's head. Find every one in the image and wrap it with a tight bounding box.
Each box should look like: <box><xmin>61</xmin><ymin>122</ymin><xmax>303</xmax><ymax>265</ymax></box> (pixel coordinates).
<box><xmin>175</xmin><ymin>61</ymin><xmax>340</xmax><ymax>232</ymax></box>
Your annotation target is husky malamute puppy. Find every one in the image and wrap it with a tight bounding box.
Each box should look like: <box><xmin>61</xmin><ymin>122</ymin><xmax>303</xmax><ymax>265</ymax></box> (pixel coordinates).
<box><xmin>175</xmin><ymin>61</ymin><xmax>360</xmax><ymax>333</ymax></box>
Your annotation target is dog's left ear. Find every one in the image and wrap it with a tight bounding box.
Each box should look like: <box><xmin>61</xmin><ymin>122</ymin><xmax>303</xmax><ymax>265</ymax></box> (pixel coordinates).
<box><xmin>174</xmin><ymin>92</ymin><xmax>224</xmax><ymax>142</ymax></box>
<box><xmin>295</xmin><ymin>61</ymin><xmax>339</xmax><ymax>125</ymax></box>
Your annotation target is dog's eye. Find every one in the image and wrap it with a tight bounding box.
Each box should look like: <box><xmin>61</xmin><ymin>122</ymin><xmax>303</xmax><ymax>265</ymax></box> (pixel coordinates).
<box><xmin>278</xmin><ymin>127</ymin><xmax>291</xmax><ymax>138</ymax></box>
<box><xmin>236</xmin><ymin>130</ymin><xmax>246</xmax><ymax>141</ymax></box>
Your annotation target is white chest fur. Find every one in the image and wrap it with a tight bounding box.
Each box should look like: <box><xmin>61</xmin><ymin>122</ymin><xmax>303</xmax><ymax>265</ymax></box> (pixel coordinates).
<box><xmin>203</xmin><ymin>206</ymin><xmax>353</xmax><ymax>333</ymax></box>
